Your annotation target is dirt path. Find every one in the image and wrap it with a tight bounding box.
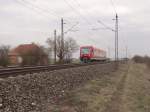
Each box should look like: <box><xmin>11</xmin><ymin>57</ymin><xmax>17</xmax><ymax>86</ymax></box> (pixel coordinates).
<box><xmin>48</xmin><ymin>62</ymin><xmax>150</xmax><ymax>112</ymax></box>
<box><xmin>121</xmin><ymin>63</ymin><xmax>150</xmax><ymax>112</ymax></box>
<box><xmin>104</xmin><ymin>62</ymin><xmax>150</xmax><ymax>112</ymax></box>
<box><xmin>104</xmin><ymin>64</ymin><xmax>129</xmax><ymax>112</ymax></box>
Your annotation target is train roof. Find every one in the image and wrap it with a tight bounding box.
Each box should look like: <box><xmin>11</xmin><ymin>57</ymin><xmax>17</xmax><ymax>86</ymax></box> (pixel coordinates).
<box><xmin>80</xmin><ymin>46</ymin><xmax>106</xmax><ymax>52</ymax></box>
<box><xmin>80</xmin><ymin>46</ymin><xmax>93</xmax><ymax>48</ymax></box>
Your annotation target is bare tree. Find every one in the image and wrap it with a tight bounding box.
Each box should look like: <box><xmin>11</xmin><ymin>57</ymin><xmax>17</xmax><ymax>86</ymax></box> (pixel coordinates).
<box><xmin>0</xmin><ymin>45</ymin><xmax>10</xmax><ymax>67</ymax></box>
<box><xmin>46</xmin><ymin>36</ymin><xmax>78</xmax><ymax>63</ymax></box>
<box><xmin>64</xmin><ymin>37</ymin><xmax>79</xmax><ymax>63</ymax></box>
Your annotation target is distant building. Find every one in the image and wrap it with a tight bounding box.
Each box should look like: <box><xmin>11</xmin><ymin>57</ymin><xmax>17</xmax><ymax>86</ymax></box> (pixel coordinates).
<box><xmin>8</xmin><ymin>43</ymin><xmax>49</xmax><ymax>65</ymax></box>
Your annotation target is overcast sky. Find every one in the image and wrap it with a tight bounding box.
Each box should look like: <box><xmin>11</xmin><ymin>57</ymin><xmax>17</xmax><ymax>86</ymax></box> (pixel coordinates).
<box><xmin>0</xmin><ymin>0</ymin><xmax>150</xmax><ymax>58</ymax></box>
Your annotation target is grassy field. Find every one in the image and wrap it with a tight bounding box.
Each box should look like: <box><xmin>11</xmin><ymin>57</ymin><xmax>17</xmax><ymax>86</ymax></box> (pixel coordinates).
<box><xmin>48</xmin><ymin>62</ymin><xmax>150</xmax><ymax>112</ymax></box>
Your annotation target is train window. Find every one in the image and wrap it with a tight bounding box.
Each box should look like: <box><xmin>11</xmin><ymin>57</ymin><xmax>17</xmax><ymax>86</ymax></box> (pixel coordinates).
<box><xmin>81</xmin><ymin>48</ymin><xmax>90</xmax><ymax>54</ymax></box>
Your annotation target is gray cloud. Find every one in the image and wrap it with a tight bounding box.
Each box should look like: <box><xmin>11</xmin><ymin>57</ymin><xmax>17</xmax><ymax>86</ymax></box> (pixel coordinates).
<box><xmin>0</xmin><ymin>0</ymin><xmax>150</xmax><ymax>58</ymax></box>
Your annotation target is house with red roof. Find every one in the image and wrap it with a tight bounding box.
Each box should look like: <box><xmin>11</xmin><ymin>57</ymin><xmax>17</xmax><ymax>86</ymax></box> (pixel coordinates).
<box><xmin>8</xmin><ymin>43</ymin><xmax>49</xmax><ymax>65</ymax></box>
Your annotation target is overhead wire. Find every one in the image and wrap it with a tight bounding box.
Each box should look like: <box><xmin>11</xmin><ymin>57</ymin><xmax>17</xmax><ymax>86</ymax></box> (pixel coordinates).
<box><xmin>72</xmin><ymin>0</ymin><xmax>99</xmax><ymax>27</ymax></box>
<box><xmin>63</xmin><ymin>0</ymin><xmax>92</xmax><ymax>26</ymax></box>
<box><xmin>64</xmin><ymin>22</ymin><xmax>79</xmax><ymax>34</ymax></box>
<box><xmin>72</xmin><ymin>0</ymin><xmax>115</xmax><ymax>33</ymax></box>
<box><xmin>98</xmin><ymin>20</ymin><xmax>115</xmax><ymax>31</ymax></box>
<box><xmin>15</xmin><ymin>0</ymin><xmax>108</xmax><ymax>45</ymax></box>
<box><xmin>63</xmin><ymin>0</ymin><xmax>107</xmax><ymax>44</ymax></box>
<box><xmin>73</xmin><ymin>0</ymin><xmax>116</xmax><ymax>48</ymax></box>
<box><xmin>15</xmin><ymin>0</ymin><xmax>60</xmax><ymax>18</ymax></box>
<box><xmin>96</xmin><ymin>0</ymin><xmax>117</xmax><ymax>32</ymax></box>
<box><xmin>72</xmin><ymin>0</ymin><xmax>92</xmax><ymax>17</ymax></box>
<box><xmin>109</xmin><ymin>0</ymin><xmax>117</xmax><ymax>14</ymax></box>
<box><xmin>22</xmin><ymin>0</ymin><xmax>61</xmax><ymax>18</ymax></box>
<box><xmin>22</xmin><ymin>0</ymin><xmax>105</xmax><ymax>45</ymax></box>
<box><xmin>15</xmin><ymin>0</ymin><xmax>47</xmax><ymax>17</ymax></box>
<box><xmin>73</xmin><ymin>0</ymin><xmax>81</xmax><ymax>7</ymax></box>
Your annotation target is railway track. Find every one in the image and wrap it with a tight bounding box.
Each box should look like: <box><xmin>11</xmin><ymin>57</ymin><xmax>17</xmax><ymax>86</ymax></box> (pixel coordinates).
<box><xmin>0</xmin><ymin>62</ymin><xmax>111</xmax><ymax>78</ymax></box>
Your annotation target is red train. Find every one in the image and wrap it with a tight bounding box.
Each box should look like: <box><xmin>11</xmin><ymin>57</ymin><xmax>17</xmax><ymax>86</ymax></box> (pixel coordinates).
<box><xmin>80</xmin><ymin>46</ymin><xmax>107</xmax><ymax>63</ymax></box>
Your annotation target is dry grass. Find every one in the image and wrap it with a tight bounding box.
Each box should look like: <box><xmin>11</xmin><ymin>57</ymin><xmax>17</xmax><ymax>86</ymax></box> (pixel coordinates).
<box><xmin>121</xmin><ymin>63</ymin><xmax>150</xmax><ymax>112</ymax></box>
<box><xmin>48</xmin><ymin>64</ymin><xmax>128</xmax><ymax>112</ymax></box>
<box><xmin>48</xmin><ymin>62</ymin><xmax>150</xmax><ymax>112</ymax></box>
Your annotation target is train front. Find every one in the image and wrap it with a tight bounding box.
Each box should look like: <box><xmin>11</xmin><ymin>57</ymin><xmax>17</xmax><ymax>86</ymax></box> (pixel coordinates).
<box><xmin>80</xmin><ymin>46</ymin><xmax>93</xmax><ymax>63</ymax></box>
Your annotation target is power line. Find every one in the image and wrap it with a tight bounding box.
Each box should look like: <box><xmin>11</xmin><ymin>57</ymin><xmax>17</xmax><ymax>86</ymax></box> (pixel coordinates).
<box><xmin>109</xmin><ymin>0</ymin><xmax>117</xmax><ymax>14</ymax></box>
<box><xmin>72</xmin><ymin>0</ymin><xmax>118</xmax><ymax>31</ymax></box>
<box><xmin>63</xmin><ymin>0</ymin><xmax>92</xmax><ymax>25</ymax></box>
<box><xmin>64</xmin><ymin>22</ymin><xmax>79</xmax><ymax>34</ymax></box>
<box><xmin>63</xmin><ymin>0</ymin><xmax>102</xmax><ymax>44</ymax></box>
<box><xmin>27</xmin><ymin>0</ymin><xmax>106</xmax><ymax>45</ymax></box>
<box><xmin>73</xmin><ymin>0</ymin><xmax>115</xmax><ymax>31</ymax></box>
<box><xmin>15</xmin><ymin>0</ymin><xmax>60</xmax><ymax>18</ymax></box>
<box><xmin>91</xmin><ymin>27</ymin><xmax>108</xmax><ymax>31</ymax></box>
<box><xmin>71</xmin><ymin>0</ymin><xmax>100</xmax><ymax>27</ymax></box>
<box><xmin>15</xmin><ymin>0</ymin><xmax>46</xmax><ymax>16</ymax></box>
<box><xmin>73</xmin><ymin>0</ymin><xmax>81</xmax><ymax>7</ymax></box>
<box><xmin>22</xmin><ymin>0</ymin><xmax>60</xmax><ymax>17</ymax></box>
<box><xmin>72</xmin><ymin>0</ymin><xmax>91</xmax><ymax>16</ymax></box>
<box><xmin>16</xmin><ymin>0</ymin><xmax>107</xmax><ymax>46</ymax></box>
<box><xmin>18</xmin><ymin>0</ymin><xmax>99</xmax><ymax>44</ymax></box>
<box><xmin>64</xmin><ymin>0</ymin><xmax>111</xmax><ymax>45</ymax></box>
<box><xmin>91</xmin><ymin>0</ymin><xmax>117</xmax><ymax>32</ymax></box>
<box><xmin>97</xmin><ymin>20</ymin><xmax>115</xmax><ymax>32</ymax></box>
<box><xmin>72</xmin><ymin>0</ymin><xmax>115</xmax><ymax>32</ymax></box>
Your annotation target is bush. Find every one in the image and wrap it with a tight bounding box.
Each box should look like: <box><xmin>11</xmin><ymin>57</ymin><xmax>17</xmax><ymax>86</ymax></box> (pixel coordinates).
<box><xmin>132</xmin><ymin>55</ymin><xmax>144</xmax><ymax>63</ymax></box>
<box><xmin>132</xmin><ymin>55</ymin><xmax>150</xmax><ymax>68</ymax></box>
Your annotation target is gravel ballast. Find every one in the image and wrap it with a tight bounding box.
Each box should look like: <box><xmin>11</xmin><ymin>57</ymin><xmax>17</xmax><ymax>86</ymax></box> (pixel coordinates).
<box><xmin>0</xmin><ymin>63</ymin><xmax>115</xmax><ymax>112</ymax></box>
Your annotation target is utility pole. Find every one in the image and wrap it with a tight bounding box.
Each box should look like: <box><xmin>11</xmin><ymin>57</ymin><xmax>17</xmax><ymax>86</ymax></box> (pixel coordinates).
<box><xmin>61</xmin><ymin>18</ymin><xmax>64</xmax><ymax>62</ymax></box>
<box><xmin>126</xmin><ymin>46</ymin><xmax>128</xmax><ymax>59</ymax></box>
<box><xmin>54</xmin><ymin>30</ymin><xmax>57</xmax><ymax>63</ymax></box>
<box><xmin>108</xmin><ymin>46</ymin><xmax>110</xmax><ymax>58</ymax></box>
<box><xmin>115</xmin><ymin>14</ymin><xmax>118</xmax><ymax>61</ymax></box>
<box><xmin>97</xmin><ymin>14</ymin><xmax>118</xmax><ymax>62</ymax></box>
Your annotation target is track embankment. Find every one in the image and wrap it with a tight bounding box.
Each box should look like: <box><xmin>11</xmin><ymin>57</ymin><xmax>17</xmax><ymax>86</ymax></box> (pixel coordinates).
<box><xmin>53</xmin><ymin>62</ymin><xmax>150</xmax><ymax>112</ymax></box>
<box><xmin>0</xmin><ymin>63</ymin><xmax>115</xmax><ymax>112</ymax></box>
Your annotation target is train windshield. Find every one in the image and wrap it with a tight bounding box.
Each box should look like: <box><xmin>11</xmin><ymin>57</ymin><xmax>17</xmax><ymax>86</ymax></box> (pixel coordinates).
<box><xmin>81</xmin><ymin>48</ymin><xmax>90</xmax><ymax>54</ymax></box>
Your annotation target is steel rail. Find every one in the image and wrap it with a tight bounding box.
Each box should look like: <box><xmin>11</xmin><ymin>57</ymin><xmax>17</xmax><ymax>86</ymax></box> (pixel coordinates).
<box><xmin>0</xmin><ymin>62</ymin><xmax>111</xmax><ymax>78</ymax></box>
